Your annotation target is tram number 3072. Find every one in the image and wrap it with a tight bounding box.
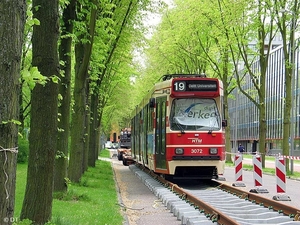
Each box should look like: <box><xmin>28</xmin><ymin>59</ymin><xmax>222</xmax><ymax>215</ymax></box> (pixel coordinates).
<box><xmin>191</xmin><ymin>149</ymin><xmax>203</xmax><ymax>154</ymax></box>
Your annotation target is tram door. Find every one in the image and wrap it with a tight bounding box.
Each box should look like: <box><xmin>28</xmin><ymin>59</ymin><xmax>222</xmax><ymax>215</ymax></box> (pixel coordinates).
<box><xmin>155</xmin><ymin>96</ymin><xmax>167</xmax><ymax>169</ymax></box>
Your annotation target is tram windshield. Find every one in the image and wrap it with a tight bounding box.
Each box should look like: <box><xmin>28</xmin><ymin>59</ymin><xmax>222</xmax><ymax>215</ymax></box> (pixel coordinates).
<box><xmin>170</xmin><ymin>98</ymin><xmax>221</xmax><ymax>131</ymax></box>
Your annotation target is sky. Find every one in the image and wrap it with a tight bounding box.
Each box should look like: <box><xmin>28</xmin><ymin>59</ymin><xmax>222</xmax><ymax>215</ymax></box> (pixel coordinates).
<box><xmin>143</xmin><ymin>0</ymin><xmax>174</xmax><ymax>37</ymax></box>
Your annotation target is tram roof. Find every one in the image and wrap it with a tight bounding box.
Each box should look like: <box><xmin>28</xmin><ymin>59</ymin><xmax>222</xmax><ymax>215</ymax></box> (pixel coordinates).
<box><xmin>160</xmin><ymin>73</ymin><xmax>207</xmax><ymax>81</ymax></box>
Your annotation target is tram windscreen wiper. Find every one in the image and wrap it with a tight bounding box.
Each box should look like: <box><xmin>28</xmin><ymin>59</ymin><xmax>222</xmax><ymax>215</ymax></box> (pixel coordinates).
<box><xmin>174</xmin><ymin>118</ymin><xmax>185</xmax><ymax>134</ymax></box>
<box><xmin>208</xmin><ymin>116</ymin><xmax>219</xmax><ymax>133</ymax></box>
<box><xmin>208</xmin><ymin>106</ymin><xmax>219</xmax><ymax>133</ymax></box>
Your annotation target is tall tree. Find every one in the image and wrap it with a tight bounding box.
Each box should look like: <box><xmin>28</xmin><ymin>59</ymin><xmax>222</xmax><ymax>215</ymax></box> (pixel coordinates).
<box><xmin>68</xmin><ymin>0</ymin><xmax>97</xmax><ymax>182</ymax></box>
<box><xmin>190</xmin><ymin>0</ymin><xmax>241</xmax><ymax>162</ymax></box>
<box><xmin>88</xmin><ymin>0</ymin><xmax>143</xmax><ymax>166</ymax></box>
<box><xmin>0</xmin><ymin>1</ymin><xmax>26</xmax><ymax>224</ymax></box>
<box><xmin>54</xmin><ymin>0</ymin><xmax>77</xmax><ymax>192</ymax></box>
<box><xmin>273</xmin><ymin>0</ymin><xmax>300</xmax><ymax>172</ymax></box>
<box><xmin>231</xmin><ymin>0</ymin><xmax>277</xmax><ymax>167</ymax></box>
<box><xmin>20</xmin><ymin>0</ymin><xmax>60</xmax><ymax>223</ymax></box>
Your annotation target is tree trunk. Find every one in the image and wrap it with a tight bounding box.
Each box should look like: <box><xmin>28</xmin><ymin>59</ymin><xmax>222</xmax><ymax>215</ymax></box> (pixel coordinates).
<box><xmin>258</xmin><ymin>44</ymin><xmax>267</xmax><ymax>168</ymax></box>
<box><xmin>20</xmin><ymin>0</ymin><xmax>60</xmax><ymax>224</ymax></box>
<box><xmin>68</xmin><ymin>41</ymin><xmax>87</xmax><ymax>182</ymax></box>
<box><xmin>283</xmin><ymin>62</ymin><xmax>292</xmax><ymax>172</ymax></box>
<box><xmin>69</xmin><ymin>3</ymin><xmax>97</xmax><ymax>182</ymax></box>
<box><xmin>88</xmin><ymin>93</ymin><xmax>99</xmax><ymax>167</ymax></box>
<box><xmin>259</xmin><ymin>104</ymin><xmax>267</xmax><ymax>167</ymax></box>
<box><xmin>95</xmin><ymin>125</ymin><xmax>101</xmax><ymax>158</ymax></box>
<box><xmin>54</xmin><ymin>0</ymin><xmax>77</xmax><ymax>193</ymax></box>
<box><xmin>280</xmin><ymin>28</ymin><xmax>293</xmax><ymax>173</ymax></box>
<box><xmin>83</xmin><ymin>80</ymin><xmax>90</xmax><ymax>173</ymax></box>
<box><xmin>0</xmin><ymin>1</ymin><xmax>26</xmax><ymax>224</ymax></box>
<box><xmin>222</xmin><ymin>49</ymin><xmax>233</xmax><ymax>163</ymax></box>
<box><xmin>224</xmin><ymin>90</ymin><xmax>232</xmax><ymax>163</ymax></box>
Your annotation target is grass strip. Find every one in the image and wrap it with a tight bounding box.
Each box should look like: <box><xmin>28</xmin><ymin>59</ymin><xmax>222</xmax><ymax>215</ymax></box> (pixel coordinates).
<box><xmin>14</xmin><ymin>149</ymin><xmax>123</xmax><ymax>225</ymax></box>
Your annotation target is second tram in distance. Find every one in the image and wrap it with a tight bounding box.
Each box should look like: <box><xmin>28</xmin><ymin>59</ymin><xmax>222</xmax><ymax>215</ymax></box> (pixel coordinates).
<box><xmin>130</xmin><ymin>74</ymin><xmax>226</xmax><ymax>180</ymax></box>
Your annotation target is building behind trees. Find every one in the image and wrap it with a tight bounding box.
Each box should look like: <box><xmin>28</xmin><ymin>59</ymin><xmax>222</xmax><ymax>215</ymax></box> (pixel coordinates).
<box><xmin>229</xmin><ymin>37</ymin><xmax>300</xmax><ymax>156</ymax></box>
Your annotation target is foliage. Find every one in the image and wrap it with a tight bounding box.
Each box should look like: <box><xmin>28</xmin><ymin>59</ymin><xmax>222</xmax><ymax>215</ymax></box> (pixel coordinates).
<box><xmin>17</xmin><ymin>137</ymin><xmax>29</xmax><ymax>163</ymax></box>
<box><xmin>13</xmin><ymin>219</ymin><xmax>33</xmax><ymax>225</ymax></box>
<box><xmin>19</xmin><ymin>2</ymin><xmax>42</xmax><ymax>129</ymax></box>
<box><xmin>55</xmin><ymin>151</ymin><xmax>68</xmax><ymax>159</ymax></box>
<box><xmin>53</xmin><ymin>188</ymin><xmax>90</xmax><ymax>201</ymax></box>
<box><xmin>21</xmin><ymin>67</ymin><xmax>49</xmax><ymax>89</ymax></box>
<box><xmin>89</xmin><ymin>0</ymin><xmax>163</xmax><ymax>135</ymax></box>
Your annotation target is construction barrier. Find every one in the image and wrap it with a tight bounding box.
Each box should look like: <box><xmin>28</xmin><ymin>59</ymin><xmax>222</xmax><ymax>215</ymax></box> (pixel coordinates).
<box><xmin>275</xmin><ymin>156</ymin><xmax>286</xmax><ymax>193</ymax></box>
<box><xmin>273</xmin><ymin>156</ymin><xmax>291</xmax><ymax>201</ymax></box>
<box><xmin>283</xmin><ymin>155</ymin><xmax>300</xmax><ymax>160</ymax></box>
<box><xmin>253</xmin><ymin>154</ymin><xmax>263</xmax><ymax>187</ymax></box>
<box><xmin>227</xmin><ymin>152</ymin><xmax>295</xmax><ymax>196</ymax></box>
<box><xmin>249</xmin><ymin>154</ymin><xmax>269</xmax><ymax>193</ymax></box>
<box><xmin>235</xmin><ymin>154</ymin><xmax>243</xmax><ymax>182</ymax></box>
<box><xmin>232</xmin><ymin>154</ymin><xmax>246</xmax><ymax>187</ymax></box>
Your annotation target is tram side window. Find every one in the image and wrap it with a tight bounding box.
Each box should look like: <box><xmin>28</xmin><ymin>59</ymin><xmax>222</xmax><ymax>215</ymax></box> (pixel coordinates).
<box><xmin>170</xmin><ymin>98</ymin><xmax>221</xmax><ymax>131</ymax></box>
<box><xmin>140</xmin><ymin>110</ymin><xmax>143</xmax><ymax>132</ymax></box>
<box><xmin>131</xmin><ymin>118</ymin><xmax>135</xmax><ymax>155</ymax></box>
<box><xmin>143</xmin><ymin>105</ymin><xmax>147</xmax><ymax>132</ymax></box>
<box><xmin>134</xmin><ymin>115</ymin><xmax>139</xmax><ymax>154</ymax></box>
<box><xmin>148</xmin><ymin>104</ymin><xmax>154</xmax><ymax>132</ymax></box>
<box><xmin>161</xmin><ymin>101</ymin><xmax>166</xmax><ymax>154</ymax></box>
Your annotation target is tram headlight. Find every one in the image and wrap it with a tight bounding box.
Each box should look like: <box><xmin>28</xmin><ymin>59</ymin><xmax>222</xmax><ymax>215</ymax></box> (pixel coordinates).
<box><xmin>209</xmin><ymin>148</ymin><xmax>218</xmax><ymax>155</ymax></box>
<box><xmin>175</xmin><ymin>148</ymin><xmax>184</xmax><ymax>155</ymax></box>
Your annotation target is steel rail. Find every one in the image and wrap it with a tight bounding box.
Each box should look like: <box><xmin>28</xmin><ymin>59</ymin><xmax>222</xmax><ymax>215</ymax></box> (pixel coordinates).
<box><xmin>157</xmin><ymin>177</ymin><xmax>240</xmax><ymax>224</ymax></box>
<box><xmin>217</xmin><ymin>182</ymin><xmax>300</xmax><ymax>221</ymax></box>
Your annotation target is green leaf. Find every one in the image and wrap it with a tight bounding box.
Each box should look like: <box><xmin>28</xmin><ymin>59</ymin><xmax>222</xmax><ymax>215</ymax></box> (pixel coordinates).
<box><xmin>21</xmin><ymin>67</ymin><xmax>48</xmax><ymax>90</ymax></box>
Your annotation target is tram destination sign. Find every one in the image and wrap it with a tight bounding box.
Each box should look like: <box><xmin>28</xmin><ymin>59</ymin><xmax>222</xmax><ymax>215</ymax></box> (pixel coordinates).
<box><xmin>173</xmin><ymin>80</ymin><xmax>218</xmax><ymax>92</ymax></box>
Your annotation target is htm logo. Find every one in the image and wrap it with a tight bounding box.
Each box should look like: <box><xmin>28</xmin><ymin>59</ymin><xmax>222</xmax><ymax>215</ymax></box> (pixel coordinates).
<box><xmin>188</xmin><ymin>138</ymin><xmax>202</xmax><ymax>143</ymax></box>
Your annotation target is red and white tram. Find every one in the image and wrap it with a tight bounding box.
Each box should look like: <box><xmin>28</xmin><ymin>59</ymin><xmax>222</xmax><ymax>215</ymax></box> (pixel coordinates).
<box><xmin>130</xmin><ymin>74</ymin><xmax>226</xmax><ymax>180</ymax></box>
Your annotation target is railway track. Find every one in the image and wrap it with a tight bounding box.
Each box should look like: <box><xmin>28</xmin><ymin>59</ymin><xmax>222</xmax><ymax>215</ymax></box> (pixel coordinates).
<box><xmin>129</xmin><ymin>164</ymin><xmax>300</xmax><ymax>225</ymax></box>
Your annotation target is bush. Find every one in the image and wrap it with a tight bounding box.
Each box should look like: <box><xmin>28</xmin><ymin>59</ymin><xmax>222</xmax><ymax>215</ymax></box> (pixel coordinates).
<box><xmin>18</xmin><ymin>138</ymin><xmax>29</xmax><ymax>163</ymax></box>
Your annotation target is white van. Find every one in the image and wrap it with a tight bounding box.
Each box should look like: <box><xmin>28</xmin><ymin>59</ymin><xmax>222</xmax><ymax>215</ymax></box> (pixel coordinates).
<box><xmin>105</xmin><ymin>141</ymin><xmax>112</xmax><ymax>149</ymax></box>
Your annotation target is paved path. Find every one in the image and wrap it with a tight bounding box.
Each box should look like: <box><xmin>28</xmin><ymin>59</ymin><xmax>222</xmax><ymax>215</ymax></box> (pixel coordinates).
<box><xmin>112</xmin><ymin>158</ymin><xmax>182</xmax><ymax>225</ymax></box>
